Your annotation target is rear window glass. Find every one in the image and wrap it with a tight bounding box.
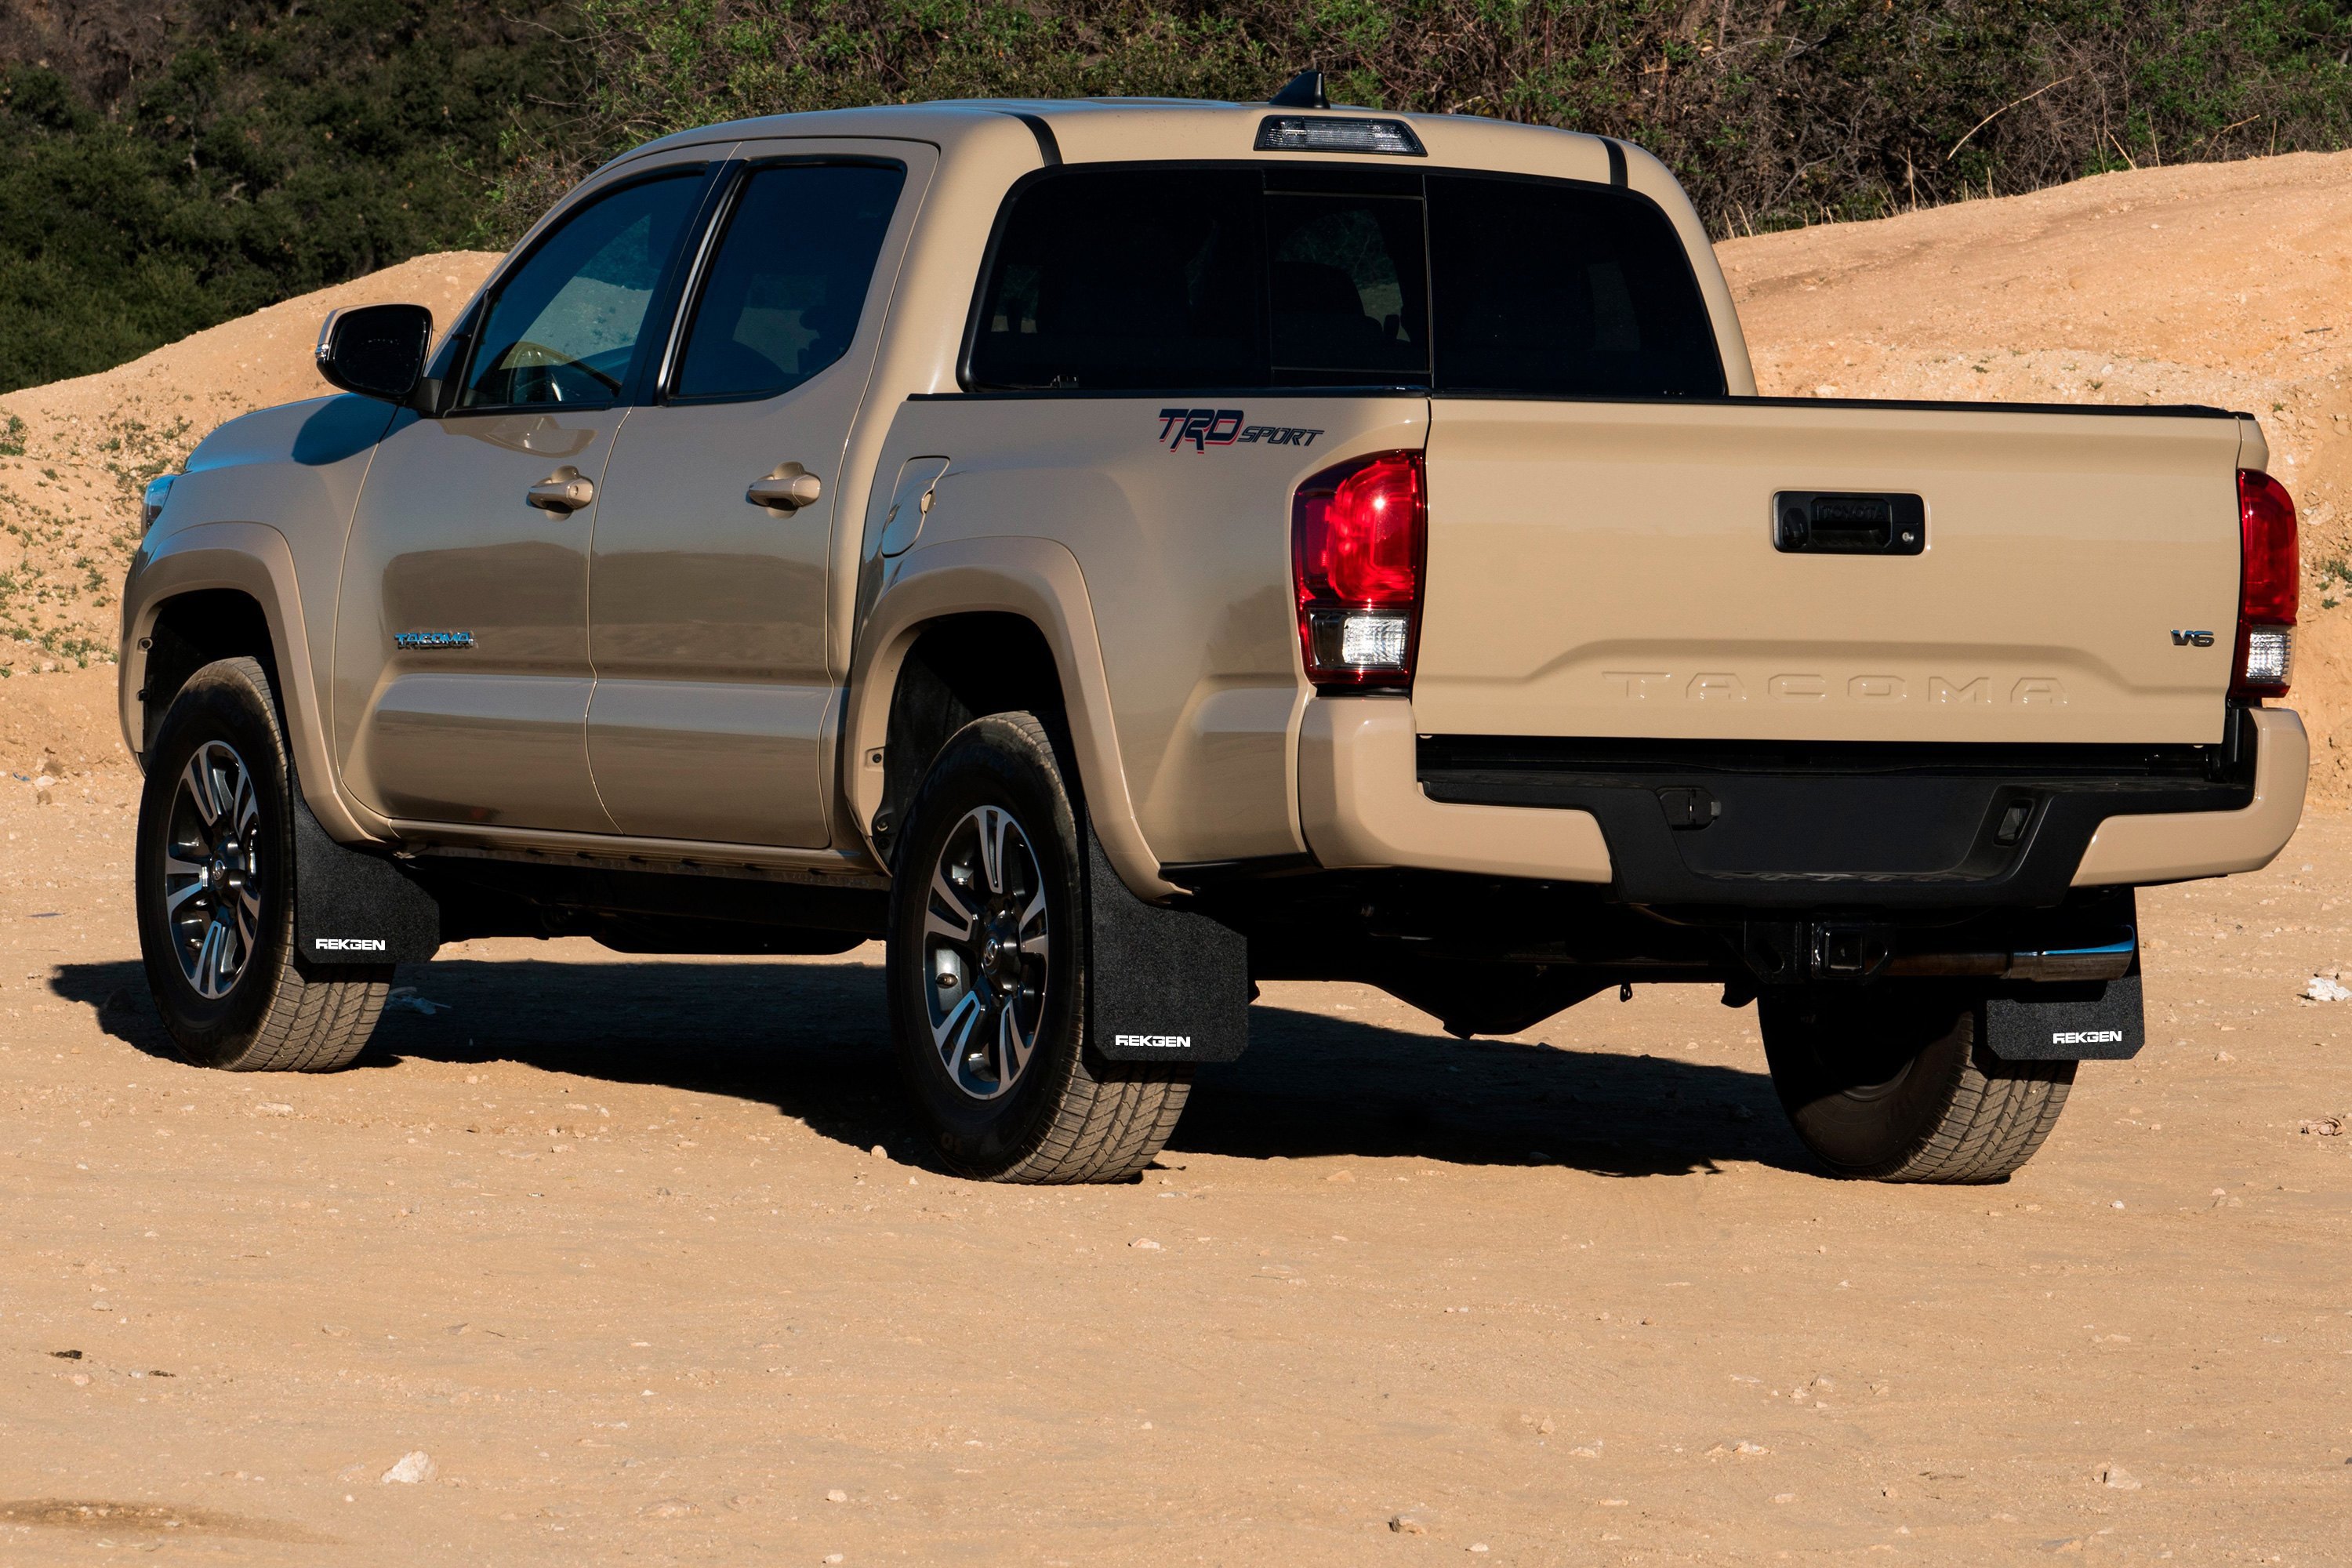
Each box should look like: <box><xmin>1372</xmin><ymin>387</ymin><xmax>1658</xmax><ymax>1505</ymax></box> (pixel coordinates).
<box><xmin>1426</xmin><ymin>175</ymin><xmax>1725</xmax><ymax>398</ymax></box>
<box><xmin>1265</xmin><ymin>191</ymin><xmax>1427</xmax><ymax>382</ymax></box>
<box><xmin>964</xmin><ymin>164</ymin><xmax>1724</xmax><ymax>399</ymax></box>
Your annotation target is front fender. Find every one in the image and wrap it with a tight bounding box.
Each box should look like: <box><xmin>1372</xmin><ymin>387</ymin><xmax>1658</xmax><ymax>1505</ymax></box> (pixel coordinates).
<box><xmin>120</xmin><ymin>521</ymin><xmax>388</xmax><ymax>845</ymax></box>
<box><xmin>845</xmin><ymin>535</ymin><xmax>1176</xmax><ymax>902</ymax></box>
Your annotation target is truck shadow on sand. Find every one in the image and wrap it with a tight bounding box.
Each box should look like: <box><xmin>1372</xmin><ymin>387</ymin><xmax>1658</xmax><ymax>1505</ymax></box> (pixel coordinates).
<box><xmin>57</xmin><ymin>957</ymin><xmax>1807</xmax><ymax>1179</ymax></box>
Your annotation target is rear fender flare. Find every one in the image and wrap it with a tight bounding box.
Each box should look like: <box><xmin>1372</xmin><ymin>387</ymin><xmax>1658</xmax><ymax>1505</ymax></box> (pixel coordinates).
<box><xmin>846</xmin><ymin>535</ymin><xmax>1175</xmax><ymax>901</ymax></box>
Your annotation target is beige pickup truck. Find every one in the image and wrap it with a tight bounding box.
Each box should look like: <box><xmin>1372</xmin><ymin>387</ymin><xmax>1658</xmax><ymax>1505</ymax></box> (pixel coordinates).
<box><xmin>119</xmin><ymin>79</ymin><xmax>2306</xmax><ymax>1185</ymax></box>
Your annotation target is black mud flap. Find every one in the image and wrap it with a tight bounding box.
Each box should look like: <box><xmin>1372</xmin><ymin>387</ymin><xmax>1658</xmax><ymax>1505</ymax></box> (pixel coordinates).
<box><xmin>1083</xmin><ymin>823</ymin><xmax>1248</xmax><ymax>1064</ymax></box>
<box><xmin>291</xmin><ymin>783</ymin><xmax>441</xmax><ymax>964</ymax></box>
<box><xmin>1983</xmin><ymin>970</ymin><xmax>2142</xmax><ymax>1061</ymax></box>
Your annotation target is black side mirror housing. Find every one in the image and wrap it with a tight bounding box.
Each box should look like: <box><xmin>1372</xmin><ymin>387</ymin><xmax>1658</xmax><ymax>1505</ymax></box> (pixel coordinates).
<box><xmin>315</xmin><ymin>303</ymin><xmax>434</xmax><ymax>405</ymax></box>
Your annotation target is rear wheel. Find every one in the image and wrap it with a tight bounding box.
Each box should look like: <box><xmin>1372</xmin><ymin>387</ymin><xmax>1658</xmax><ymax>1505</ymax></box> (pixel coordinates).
<box><xmin>1759</xmin><ymin>985</ymin><xmax>2072</xmax><ymax>1183</ymax></box>
<box><xmin>135</xmin><ymin>657</ymin><xmax>392</xmax><ymax>1071</ymax></box>
<box><xmin>885</xmin><ymin>711</ymin><xmax>1190</xmax><ymax>1183</ymax></box>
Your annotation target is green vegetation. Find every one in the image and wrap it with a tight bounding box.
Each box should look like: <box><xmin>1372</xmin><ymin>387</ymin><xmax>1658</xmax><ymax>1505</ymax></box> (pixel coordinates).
<box><xmin>0</xmin><ymin>0</ymin><xmax>571</xmax><ymax>394</ymax></box>
<box><xmin>8</xmin><ymin>0</ymin><xmax>2352</xmax><ymax>394</ymax></box>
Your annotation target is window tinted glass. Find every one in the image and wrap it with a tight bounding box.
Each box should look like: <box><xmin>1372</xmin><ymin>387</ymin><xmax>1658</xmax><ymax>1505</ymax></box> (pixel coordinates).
<box><xmin>1428</xmin><ymin>175</ymin><xmax>1724</xmax><ymax>397</ymax></box>
<box><xmin>968</xmin><ymin>169</ymin><xmax>1263</xmax><ymax>391</ymax></box>
<box><xmin>1266</xmin><ymin>194</ymin><xmax>1427</xmax><ymax>383</ymax></box>
<box><xmin>672</xmin><ymin>162</ymin><xmax>906</xmax><ymax>401</ymax></box>
<box><xmin>461</xmin><ymin>172</ymin><xmax>703</xmax><ymax>410</ymax></box>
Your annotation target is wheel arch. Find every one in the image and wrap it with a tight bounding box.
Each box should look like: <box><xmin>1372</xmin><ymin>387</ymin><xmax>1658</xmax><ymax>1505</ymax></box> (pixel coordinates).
<box><xmin>122</xmin><ymin>524</ymin><xmax>378</xmax><ymax>844</ymax></box>
<box><xmin>845</xmin><ymin>536</ymin><xmax>1175</xmax><ymax>899</ymax></box>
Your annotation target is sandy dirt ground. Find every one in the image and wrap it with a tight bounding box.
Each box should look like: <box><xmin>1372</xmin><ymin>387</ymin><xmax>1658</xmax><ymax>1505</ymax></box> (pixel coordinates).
<box><xmin>4</xmin><ymin>699</ymin><xmax>2350</xmax><ymax>1566</ymax></box>
<box><xmin>5</xmin><ymin>158</ymin><xmax>2352</xmax><ymax>1563</ymax></box>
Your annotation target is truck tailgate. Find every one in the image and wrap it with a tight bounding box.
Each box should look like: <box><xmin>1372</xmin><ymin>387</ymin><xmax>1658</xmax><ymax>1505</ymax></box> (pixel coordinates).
<box><xmin>1414</xmin><ymin>399</ymin><xmax>2249</xmax><ymax>746</ymax></box>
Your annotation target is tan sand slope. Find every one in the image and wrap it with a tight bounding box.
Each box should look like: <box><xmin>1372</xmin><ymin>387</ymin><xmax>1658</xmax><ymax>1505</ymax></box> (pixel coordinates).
<box><xmin>4</xmin><ymin>151</ymin><xmax>2350</xmax><ymax>793</ymax></box>
<box><xmin>1721</xmin><ymin>148</ymin><xmax>2352</xmax><ymax>800</ymax></box>
<box><xmin>0</xmin><ymin>251</ymin><xmax>500</xmax><ymax>683</ymax></box>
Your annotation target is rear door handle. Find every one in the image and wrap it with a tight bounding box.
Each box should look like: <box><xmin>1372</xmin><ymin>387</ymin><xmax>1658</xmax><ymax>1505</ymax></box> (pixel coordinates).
<box><xmin>747</xmin><ymin>463</ymin><xmax>822</xmax><ymax>512</ymax></box>
<box><xmin>527</xmin><ymin>466</ymin><xmax>595</xmax><ymax>513</ymax></box>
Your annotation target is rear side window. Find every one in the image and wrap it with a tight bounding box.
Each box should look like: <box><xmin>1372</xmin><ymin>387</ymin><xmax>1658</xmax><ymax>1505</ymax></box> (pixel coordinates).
<box><xmin>1427</xmin><ymin>175</ymin><xmax>1724</xmax><ymax>398</ymax></box>
<box><xmin>964</xmin><ymin>164</ymin><xmax>1724</xmax><ymax>398</ymax></box>
<box><xmin>670</xmin><ymin>162</ymin><xmax>906</xmax><ymax>402</ymax></box>
<box><xmin>969</xmin><ymin>169</ymin><xmax>1263</xmax><ymax>391</ymax></box>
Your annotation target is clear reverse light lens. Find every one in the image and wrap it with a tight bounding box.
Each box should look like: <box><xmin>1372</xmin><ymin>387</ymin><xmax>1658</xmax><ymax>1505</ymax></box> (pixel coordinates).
<box><xmin>1306</xmin><ymin>608</ymin><xmax>1410</xmax><ymax>670</ymax></box>
<box><xmin>2241</xmin><ymin>624</ymin><xmax>2292</xmax><ymax>689</ymax></box>
<box><xmin>1338</xmin><ymin>610</ymin><xmax>1410</xmax><ymax>667</ymax></box>
<box><xmin>1254</xmin><ymin>115</ymin><xmax>1427</xmax><ymax>157</ymax></box>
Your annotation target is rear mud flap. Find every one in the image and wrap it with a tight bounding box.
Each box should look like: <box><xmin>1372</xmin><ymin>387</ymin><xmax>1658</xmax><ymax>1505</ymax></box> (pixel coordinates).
<box><xmin>1083</xmin><ymin>823</ymin><xmax>1248</xmax><ymax>1065</ymax></box>
<box><xmin>292</xmin><ymin>782</ymin><xmax>441</xmax><ymax>965</ymax></box>
<box><xmin>1983</xmin><ymin>971</ymin><xmax>2143</xmax><ymax>1061</ymax></box>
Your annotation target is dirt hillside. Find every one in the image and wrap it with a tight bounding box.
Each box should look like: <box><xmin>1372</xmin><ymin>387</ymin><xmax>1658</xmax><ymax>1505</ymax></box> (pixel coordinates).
<box><xmin>0</xmin><ymin>252</ymin><xmax>499</xmax><ymax>685</ymax></box>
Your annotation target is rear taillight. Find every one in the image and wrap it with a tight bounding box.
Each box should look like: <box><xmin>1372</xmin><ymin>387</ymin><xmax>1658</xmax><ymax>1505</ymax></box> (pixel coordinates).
<box><xmin>2234</xmin><ymin>468</ymin><xmax>2298</xmax><ymax>699</ymax></box>
<box><xmin>1292</xmin><ymin>450</ymin><xmax>1426</xmax><ymax>691</ymax></box>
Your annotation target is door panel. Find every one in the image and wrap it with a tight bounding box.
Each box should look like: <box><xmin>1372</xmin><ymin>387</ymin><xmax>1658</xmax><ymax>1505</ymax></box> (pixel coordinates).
<box><xmin>584</xmin><ymin>681</ymin><xmax>832</xmax><ymax>843</ymax></box>
<box><xmin>587</xmin><ymin>145</ymin><xmax>930</xmax><ymax>847</ymax></box>
<box><xmin>337</xmin><ymin>408</ymin><xmax>626</xmax><ymax>830</ymax></box>
<box><xmin>335</xmin><ymin>159</ymin><xmax>713</xmax><ymax>831</ymax></box>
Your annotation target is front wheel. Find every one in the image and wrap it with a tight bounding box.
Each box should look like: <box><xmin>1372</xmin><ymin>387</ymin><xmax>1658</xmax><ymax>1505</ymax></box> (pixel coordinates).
<box><xmin>1759</xmin><ymin>985</ymin><xmax>2073</xmax><ymax>1183</ymax></box>
<box><xmin>885</xmin><ymin>712</ymin><xmax>1190</xmax><ymax>1183</ymax></box>
<box><xmin>135</xmin><ymin>657</ymin><xmax>392</xmax><ymax>1071</ymax></box>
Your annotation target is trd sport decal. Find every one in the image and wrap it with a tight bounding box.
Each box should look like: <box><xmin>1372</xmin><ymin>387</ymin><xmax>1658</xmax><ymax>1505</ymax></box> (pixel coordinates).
<box><xmin>1157</xmin><ymin>408</ymin><xmax>1327</xmax><ymax>452</ymax></box>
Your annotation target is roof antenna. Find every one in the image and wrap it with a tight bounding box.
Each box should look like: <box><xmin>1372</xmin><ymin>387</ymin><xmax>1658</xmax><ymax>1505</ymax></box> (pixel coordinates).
<box><xmin>1268</xmin><ymin>70</ymin><xmax>1328</xmax><ymax>110</ymax></box>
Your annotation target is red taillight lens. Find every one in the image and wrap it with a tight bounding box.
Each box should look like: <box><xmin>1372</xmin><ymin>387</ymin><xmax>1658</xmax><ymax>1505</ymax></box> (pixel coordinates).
<box><xmin>1292</xmin><ymin>450</ymin><xmax>1427</xmax><ymax>691</ymax></box>
<box><xmin>2234</xmin><ymin>468</ymin><xmax>2298</xmax><ymax>699</ymax></box>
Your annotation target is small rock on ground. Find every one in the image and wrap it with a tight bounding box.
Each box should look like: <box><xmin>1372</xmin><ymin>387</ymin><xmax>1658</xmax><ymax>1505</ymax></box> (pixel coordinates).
<box><xmin>379</xmin><ymin>1451</ymin><xmax>435</xmax><ymax>1485</ymax></box>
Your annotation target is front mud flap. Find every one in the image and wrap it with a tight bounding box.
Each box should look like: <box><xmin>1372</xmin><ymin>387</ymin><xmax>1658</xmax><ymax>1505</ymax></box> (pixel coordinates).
<box><xmin>291</xmin><ymin>781</ymin><xmax>441</xmax><ymax>965</ymax></box>
<box><xmin>1983</xmin><ymin>970</ymin><xmax>2143</xmax><ymax>1061</ymax></box>
<box><xmin>1082</xmin><ymin>823</ymin><xmax>1248</xmax><ymax>1065</ymax></box>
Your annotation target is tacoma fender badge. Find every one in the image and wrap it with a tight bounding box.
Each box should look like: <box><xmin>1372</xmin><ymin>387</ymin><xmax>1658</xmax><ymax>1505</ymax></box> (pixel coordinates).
<box><xmin>395</xmin><ymin>630</ymin><xmax>476</xmax><ymax>650</ymax></box>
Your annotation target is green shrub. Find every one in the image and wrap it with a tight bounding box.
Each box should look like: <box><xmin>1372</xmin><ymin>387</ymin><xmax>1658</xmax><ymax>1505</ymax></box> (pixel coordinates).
<box><xmin>532</xmin><ymin>0</ymin><xmax>2352</xmax><ymax>234</ymax></box>
<box><xmin>6</xmin><ymin>0</ymin><xmax>2352</xmax><ymax>394</ymax></box>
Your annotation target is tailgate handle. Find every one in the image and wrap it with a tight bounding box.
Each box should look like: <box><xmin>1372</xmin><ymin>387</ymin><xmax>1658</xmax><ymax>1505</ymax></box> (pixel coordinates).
<box><xmin>1773</xmin><ymin>492</ymin><xmax>1926</xmax><ymax>555</ymax></box>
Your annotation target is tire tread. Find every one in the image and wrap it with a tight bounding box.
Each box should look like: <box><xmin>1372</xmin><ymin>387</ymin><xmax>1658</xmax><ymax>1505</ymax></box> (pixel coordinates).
<box><xmin>1881</xmin><ymin>1040</ymin><xmax>2071</xmax><ymax>1184</ymax></box>
<box><xmin>140</xmin><ymin>656</ymin><xmax>393</xmax><ymax>1073</ymax></box>
<box><xmin>890</xmin><ymin>710</ymin><xmax>1192</xmax><ymax>1185</ymax></box>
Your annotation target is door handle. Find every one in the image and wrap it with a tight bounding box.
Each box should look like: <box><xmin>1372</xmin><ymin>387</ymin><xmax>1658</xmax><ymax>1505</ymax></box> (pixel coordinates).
<box><xmin>747</xmin><ymin>462</ymin><xmax>822</xmax><ymax>512</ymax></box>
<box><xmin>527</xmin><ymin>466</ymin><xmax>595</xmax><ymax>513</ymax></box>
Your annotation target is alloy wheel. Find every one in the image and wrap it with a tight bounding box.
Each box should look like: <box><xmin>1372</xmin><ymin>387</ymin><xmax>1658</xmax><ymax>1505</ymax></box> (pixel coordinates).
<box><xmin>160</xmin><ymin>740</ymin><xmax>265</xmax><ymax>1000</ymax></box>
<box><xmin>921</xmin><ymin>804</ymin><xmax>1051</xmax><ymax>1101</ymax></box>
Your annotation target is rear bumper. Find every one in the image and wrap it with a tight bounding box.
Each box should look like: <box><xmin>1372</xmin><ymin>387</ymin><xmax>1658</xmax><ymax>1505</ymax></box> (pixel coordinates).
<box><xmin>1298</xmin><ymin>699</ymin><xmax>2304</xmax><ymax>906</ymax></box>
<box><xmin>2069</xmin><ymin>706</ymin><xmax>2304</xmax><ymax>886</ymax></box>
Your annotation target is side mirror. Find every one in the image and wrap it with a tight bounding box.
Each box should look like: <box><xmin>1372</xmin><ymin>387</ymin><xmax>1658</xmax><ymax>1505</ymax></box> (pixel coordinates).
<box><xmin>315</xmin><ymin>303</ymin><xmax>434</xmax><ymax>404</ymax></box>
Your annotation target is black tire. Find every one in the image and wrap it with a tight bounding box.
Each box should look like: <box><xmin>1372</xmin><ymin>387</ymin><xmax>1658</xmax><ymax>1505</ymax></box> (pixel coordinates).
<box><xmin>1759</xmin><ymin>985</ymin><xmax>2073</xmax><ymax>1183</ymax></box>
<box><xmin>135</xmin><ymin>656</ymin><xmax>393</xmax><ymax>1071</ymax></box>
<box><xmin>885</xmin><ymin>711</ymin><xmax>1191</xmax><ymax>1183</ymax></box>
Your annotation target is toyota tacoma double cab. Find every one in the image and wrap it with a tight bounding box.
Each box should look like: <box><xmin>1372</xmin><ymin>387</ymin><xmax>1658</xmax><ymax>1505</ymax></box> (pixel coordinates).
<box><xmin>120</xmin><ymin>77</ymin><xmax>2307</xmax><ymax>1185</ymax></box>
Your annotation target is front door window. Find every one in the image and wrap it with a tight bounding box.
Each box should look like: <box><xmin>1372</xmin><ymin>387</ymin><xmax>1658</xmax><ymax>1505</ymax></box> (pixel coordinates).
<box><xmin>460</xmin><ymin>172</ymin><xmax>705</xmax><ymax>410</ymax></box>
